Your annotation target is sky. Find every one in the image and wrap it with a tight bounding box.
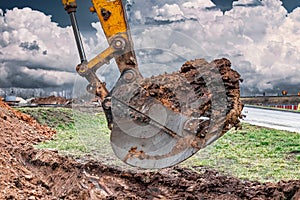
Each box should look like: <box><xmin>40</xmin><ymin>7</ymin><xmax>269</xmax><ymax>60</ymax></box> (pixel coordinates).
<box><xmin>0</xmin><ymin>0</ymin><xmax>300</xmax><ymax>96</ymax></box>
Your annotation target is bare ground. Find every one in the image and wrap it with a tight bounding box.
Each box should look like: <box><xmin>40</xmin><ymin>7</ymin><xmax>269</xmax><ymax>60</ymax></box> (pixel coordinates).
<box><xmin>1</xmin><ymin>99</ymin><xmax>300</xmax><ymax>199</ymax></box>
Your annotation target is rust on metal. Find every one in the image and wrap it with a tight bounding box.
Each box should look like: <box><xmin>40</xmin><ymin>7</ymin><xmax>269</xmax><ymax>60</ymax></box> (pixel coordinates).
<box><xmin>101</xmin><ymin>8</ymin><xmax>111</xmax><ymax>21</ymax></box>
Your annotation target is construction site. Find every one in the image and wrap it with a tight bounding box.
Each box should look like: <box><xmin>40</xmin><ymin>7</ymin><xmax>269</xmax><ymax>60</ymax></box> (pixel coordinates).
<box><xmin>0</xmin><ymin>99</ymin><xmax>299</xmax><ymax>199</ymax></box>
<box><xmin>1</xmin><ymin>0</ymin><xmax>300</xmax><ymax>199</ymax></box>
<box><xmin>0</xmin><ymin>58</ymin><xmax>300</xmax><ymax>199</ymax></box>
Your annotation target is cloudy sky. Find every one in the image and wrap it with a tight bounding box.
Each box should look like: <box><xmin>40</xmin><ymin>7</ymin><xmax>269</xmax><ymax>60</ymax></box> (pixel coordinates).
<box><xmin>1</xmin><ymin>0</ymin><xmax>300</xmax><ymax>96</ymax></box>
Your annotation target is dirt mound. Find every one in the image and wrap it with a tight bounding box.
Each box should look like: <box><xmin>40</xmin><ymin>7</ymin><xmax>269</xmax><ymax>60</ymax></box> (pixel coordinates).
<box><xmin>0</xmin><ymin>98</ymin><xmax>299</xmax><ymax>198</ymax></box>
<box><xmin>31</xmin><ymin>95</ymin><xmax>71</xmax><ymax>105</ymax></box>
<box><xmin>0</xmin><ymin>100</ymin><xmax>56</xmax><ymax>199</ymax></box>
<box><xmin>0</xmin><ymin>100</ymin><xmax>55</xmax><ymax>145</ymax></box>
<box><xmin>132</xmin><ymin>58</ymin><xmax>243</xmax><ymax>133</ymax></box>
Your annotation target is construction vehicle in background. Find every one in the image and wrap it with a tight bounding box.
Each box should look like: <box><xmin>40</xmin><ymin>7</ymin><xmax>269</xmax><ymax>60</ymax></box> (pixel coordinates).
<box><xmin>62</xmin><ymin>0</ymin><xmax>243</xmax><ymax>169</ymax></box>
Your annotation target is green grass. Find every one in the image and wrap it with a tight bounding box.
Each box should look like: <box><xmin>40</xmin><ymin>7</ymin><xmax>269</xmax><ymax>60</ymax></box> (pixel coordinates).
<box><xmin>181</xmin><ymin>124</ymin><xmax>300</xmax><ymax>182</ymax></box>
<box><xmin>17</xmin><ymin>107</ymin><xmax>75</xmax><ymax>129</ymax></box>
<box><xmin>17</xmin><ymin>107</ymin><xmax>113</xmax><ymax>162</ymax></box>
<box><xmin>16</xmin><ymin>107</ymin><xmax>300</xmax><ymax>182</ymax></box>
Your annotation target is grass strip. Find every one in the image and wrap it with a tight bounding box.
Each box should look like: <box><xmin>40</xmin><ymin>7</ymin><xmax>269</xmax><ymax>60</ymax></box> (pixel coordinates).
<box><xmin>17</xmin><ymin>107</ymin><xmax>300</xmax><ymax>182</ymax></box>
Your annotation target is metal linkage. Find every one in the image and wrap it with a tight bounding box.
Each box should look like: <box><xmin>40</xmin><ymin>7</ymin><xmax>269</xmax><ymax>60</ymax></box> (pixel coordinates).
<box><xmin>69</xmin><ymin>12</ymin><xmax>87</xmax><ymax>63</ymax></box>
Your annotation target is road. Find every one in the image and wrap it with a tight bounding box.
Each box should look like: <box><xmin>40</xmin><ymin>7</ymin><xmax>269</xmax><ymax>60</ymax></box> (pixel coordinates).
<box><xmin>241</xmin><ymin>106</ymin><xmax>300</xmax><ymax>133</ymax></box>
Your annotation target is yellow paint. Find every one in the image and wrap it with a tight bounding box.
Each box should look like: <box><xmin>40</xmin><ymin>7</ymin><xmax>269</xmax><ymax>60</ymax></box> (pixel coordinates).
<box><xmin>298</xmin><ymin>103</ymin><xmax>300</xmax><ymax>111</ymax></box>
<box><xmin>87</xmin><ymin>46</ymin><xmax>115</xmax><ymax>70</ymax></box>
<box><xmin>62</xmin><ymin>0</ymin><xmax>76</xmax><ymax>7</ymax></box>
<box><xmin>63</xmin><ymin>0</ymin><xmax>136</xmax><ymax>73</ymax></box>
<box><xmin>92</xmin><ymin>0</ymin><xmax>128</xmax><ymax>39</ymax></box>
<box><xmin>62</xmin><ymin>0</ymin><xmax>128</xmax><ymax>38</ymax></box>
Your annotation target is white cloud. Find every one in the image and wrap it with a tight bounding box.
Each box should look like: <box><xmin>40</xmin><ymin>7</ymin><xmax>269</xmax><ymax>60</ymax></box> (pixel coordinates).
<box><xmin>124</xmin><ymin>0</ymin><xmax>300</xmax><ymax>94</ymax></box>
<box><xmin>153</xmin><ymin>4</ymin><xmax>184</xmax><ymax>22</ymax></box>
<box><xmin>0</xmin><ymin>7</ymin><xmax>85</xmax><ymax>88</ymax></box>
<box><xmin>182</xmin><ymin>0</ymin><xmax>215</xmax><ymax>9</ymax></box>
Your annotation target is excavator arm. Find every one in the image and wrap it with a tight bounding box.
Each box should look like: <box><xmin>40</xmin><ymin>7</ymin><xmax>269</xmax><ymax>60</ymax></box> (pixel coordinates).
<box><xmin>62</xmin><ymin>0</ymin><xmax>139</xmax><ymax>102</ymax></box>
<box><xmin>63</xmin><ymin>0</ymin><xmax>138</xmax><ymax>73</ymax></box>
<box><xmin>62</xmin><ymin>0</ymin><xmax>243</xmax><ymax>169</ymax></box>
<box><xmin>62</xmin><ymin>0</ymin><xmax>142</xmax><ymax>131</ymax></box>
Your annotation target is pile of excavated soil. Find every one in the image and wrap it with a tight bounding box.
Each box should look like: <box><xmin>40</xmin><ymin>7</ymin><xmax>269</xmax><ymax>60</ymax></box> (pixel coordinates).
<box><xmin>0</xmin><ymin>100</ymin><xmax>56</xmax><ymax>199</ymax></box>
<box><xmin>31</xmin><ymin>95</ymin><xmax>71</xmax><ymax>106</ymax></box>
<box><xmin>0</xmin><ymin>88</ymin><xmax>299</xmax><ymax>198</ymax></box>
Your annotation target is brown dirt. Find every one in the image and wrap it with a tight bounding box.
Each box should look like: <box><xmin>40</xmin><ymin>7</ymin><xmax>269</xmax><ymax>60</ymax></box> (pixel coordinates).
<box><xmin>31</xmin><ymin>95</ymin><xmax>71</xmax><ymax>106</ymax></box>
<box><xmin>1</xmin><ymin>99</ymin><xmax>300</xmax><ymax>199</ymax></box>
<box><xmin>130</xmin><ymin>58</ymin><xmax>243</xmax><ymax>139</ymax></box>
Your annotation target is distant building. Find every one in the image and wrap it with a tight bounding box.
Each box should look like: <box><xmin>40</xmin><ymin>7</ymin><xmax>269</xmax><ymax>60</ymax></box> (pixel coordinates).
<box><xmin>4</xmin><ymin>95</ymin><xmax>18</xmax><ymax>105</ymax></box>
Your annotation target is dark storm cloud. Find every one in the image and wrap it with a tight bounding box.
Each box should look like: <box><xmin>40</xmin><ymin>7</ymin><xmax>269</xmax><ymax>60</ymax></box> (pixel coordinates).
<box><xmin>0</xmin><ymin>63</ymin><xmax>76</xmax><ymax>88</ymax></box>
<box><xmin>144</xmin><ymin>17</ymin><xmax>197</xmax><ymax>25</ymax></box>
<box><xmin>19</xmin><ymin>40</ymin><xmax>40</xmax><ymax>51</ymax></box>
<box><xmin>233</xmin><ymin>0</ymin><xmax>263</xmax><ymax>8</ymax></box>
<box><xmin>0</xmin><ymin>7</ymin><xmax>78</xmax><ymax>89</ymax></box>
<box><xmin>0</xmin><ymin>66</ymin><xmax>47</xmax><ymax>88</ymax></box>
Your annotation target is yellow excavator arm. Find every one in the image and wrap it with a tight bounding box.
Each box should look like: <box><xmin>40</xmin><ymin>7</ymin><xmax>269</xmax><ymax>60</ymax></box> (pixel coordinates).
<box><xmin>63</xmin><ymin>0</ymin><xmax>138</xmax><ymax>73</ymax></box>
<box><xmin>62</xmin><ymin>0</ymin><xmax>139</xmax><ymax>105</ymax></box>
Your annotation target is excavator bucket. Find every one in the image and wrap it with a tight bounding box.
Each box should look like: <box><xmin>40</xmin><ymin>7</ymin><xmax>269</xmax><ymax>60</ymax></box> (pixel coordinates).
<box><xmin>110</xmin><ymin>59</ymin><xmax>243</xmax><ymax>169</ymax></box>
<box><xmin>63</xmin><ymin>0</ymin><xmax>243</xmax><ymax>169</ymax></box>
